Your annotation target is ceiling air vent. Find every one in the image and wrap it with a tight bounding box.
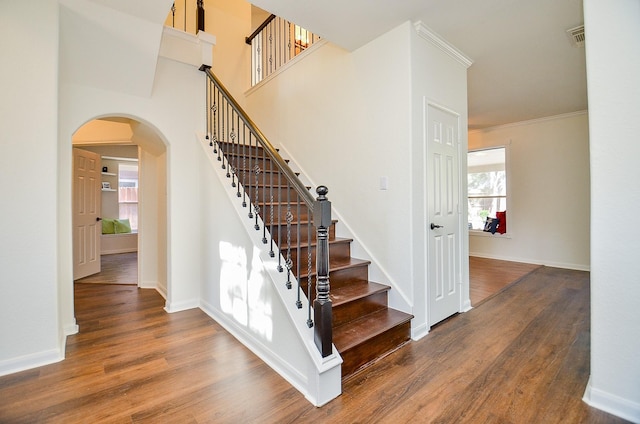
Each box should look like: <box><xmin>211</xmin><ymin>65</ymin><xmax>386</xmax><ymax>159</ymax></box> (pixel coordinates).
<box><xmin>566</xmin><ymin>25</ymin><xmax>585</xmax><ymax>47</ymax></box>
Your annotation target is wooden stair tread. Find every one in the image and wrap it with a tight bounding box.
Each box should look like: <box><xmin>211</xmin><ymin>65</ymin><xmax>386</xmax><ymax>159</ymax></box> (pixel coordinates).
<box><xmin>333</xmin><ymin>308</ymin><xmax>413</xmax><ymax>352</ymax></box>
<box><xmin>328</xmin><ymin>257</ymin><xmax>370</xmax><ymax>272</ymax></box>
<box><xmin>331</xmin><ymin>281</ymin><xmax>389</xmax><ymax>307</ymax></box>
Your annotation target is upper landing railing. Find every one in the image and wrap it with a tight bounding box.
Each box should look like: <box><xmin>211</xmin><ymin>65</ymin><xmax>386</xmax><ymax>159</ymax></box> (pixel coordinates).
<box><xmin>165</xmin><ymin>4</ymin><xmax>321</xmax><ymax>87</ymax></box>
<box><xmin>246</xmin><ymin>15</ymin><xmax>321</xmax><ymax>86</ymax></box>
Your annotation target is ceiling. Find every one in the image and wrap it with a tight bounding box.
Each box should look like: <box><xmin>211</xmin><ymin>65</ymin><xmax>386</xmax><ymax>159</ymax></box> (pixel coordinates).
<box><xmin>250</xmin><ymin>0</ymin><xmax>587</xmax><ymax>130</ymax></box>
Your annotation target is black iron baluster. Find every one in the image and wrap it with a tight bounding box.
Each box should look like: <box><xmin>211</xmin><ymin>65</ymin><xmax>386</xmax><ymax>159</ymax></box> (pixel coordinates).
<box><xmin>213</xmin><ymin>87</ymin><xmax>219</xmax><ymax>156</ymax></box>
<box><xmin>225</xmin><ymin>103</ymin><xmax>230</xmax><ymax>177</ymax></box>
<box><xmin>220</xmin><ymin>94</ymin><xmax>226</xmax><ymax>169</ymax></box>
<box><xmin>285</xmin><ymin>189</ymin><xmax>293</xmax><ymax>289</ymax></box>
<box><xmin>229</xmin><ymin>110</ymin><xmax>236</xmax><ymax>183</ymax></box>
<box><xmin>268</xmin><ymin>23</ymin><xmax>273</xmax><ymax>77</ymax></box>
<box><xmin>307</xmin><ymin>214</ymin><xmax>313</xmax><ymax>327</ymax></box>
<box><xmin>277</xmin><ymin>169</ymin><xmax>283</xmax><ymax>272</ymax></box>
<box><xmin>287</xmin><ymin>21</ymin><xmax>292</xmax><ymax>60</ymax></box>
<box><xmin>253</xmin><ymin>151</ymin><xmax>261</xmax><ymax>231</ymax></box>
<box><xmin>248</xmin><ymin>133</ymin><xmax>254</xmax><ymax>219</ymax></box>
<box><xmin>205</xmin><ymin>77</ymin><xmax>211</xmax><ymax>147</ymax></box>
<box><xmin>262</xmin><ymin>147</ymin><xmax>268</xmax><ymax>244</ymax></box>
<box><xmin>295</xmin><ymin>198</ymin><xmax>302</xmax><ymax>309</ymax></box>
<box><xmin>268</xmin><ymin>154</ymin><xmax>275</xmax><ymax>253</ymax></box>
<box><xmin>238</xmin><ymin>125</ymin><xmax>244</xmax><ymax>198</ymax></box>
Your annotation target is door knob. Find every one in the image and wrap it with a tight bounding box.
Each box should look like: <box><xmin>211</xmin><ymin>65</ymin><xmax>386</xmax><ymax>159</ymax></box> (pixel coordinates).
<box><xmin>430</xmin><ymin>223</ymin><xmax>442</xmax><ymax>230</ymax></box>
<box><xmin>96</xmin><ymin>217</ymin><xmax>102</xmax><ymax>222</ymax></box>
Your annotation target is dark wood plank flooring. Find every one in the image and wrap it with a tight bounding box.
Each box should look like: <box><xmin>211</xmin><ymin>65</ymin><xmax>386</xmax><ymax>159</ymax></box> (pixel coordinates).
<box><xmin>0</xmin><ymin>264</ymin><xmax>628</xmax><ymax>423</ymax></box>
<box><xmin>469</xmin><ymin>256</ymin><xmax>541</xmax><ymax>306</ymax></box>
<box><xmin>74</xmin><ymin>253</ymin><xmax>137</xmax><ymax>285</ymax></box>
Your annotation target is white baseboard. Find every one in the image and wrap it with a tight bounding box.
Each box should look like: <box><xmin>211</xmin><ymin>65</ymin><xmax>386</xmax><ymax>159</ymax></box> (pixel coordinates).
<box><xmin>0</xmin><ymin>348</ymin><xmax>64</xmax><ymax>377</ymax></box>
<box><xmin>164</xmin><ymin>298</ymin><xmax>199</xmax><ymax>313</ymax></box>
<box><xmin>411</xmin><ymin>323</ymin><xmax>429</xmax><ymax>341</ymax></box>
<box><xmin>583</xmin><ymin>377</ymin><xmax>640</xmax><ymax>423</ymax></box>
<box><xmin>64</xmin><ymin>321</ymin><xmax>79</xmax><ymax>336</ymax></box>
<box><xmin>461</xmin><ymin>298</ymin><xmax>473</xmax><ymax>312</ymax></box>
<box><xmin>469</xmin><ymin>252</ymin><xmax>590</xmax><ymax>272</ymax></box>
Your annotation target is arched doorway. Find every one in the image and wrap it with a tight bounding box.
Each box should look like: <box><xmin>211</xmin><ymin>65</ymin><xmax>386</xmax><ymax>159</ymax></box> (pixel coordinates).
<box><xmin>71</xmin><ymin>116</ymin><xmax>168</xmax><ymax>296</ymax></box>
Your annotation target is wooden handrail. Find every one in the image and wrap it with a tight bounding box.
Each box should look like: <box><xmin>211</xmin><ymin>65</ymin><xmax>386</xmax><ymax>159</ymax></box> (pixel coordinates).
<box><xmin>200</xmin><ymin>66</ymin><xmax>314</xmax><ymax>207</ymax></box>
<box><xmin>245</xmin><ymin>14</ymin><xmax>276</xmax><ymax>45</ymax></box>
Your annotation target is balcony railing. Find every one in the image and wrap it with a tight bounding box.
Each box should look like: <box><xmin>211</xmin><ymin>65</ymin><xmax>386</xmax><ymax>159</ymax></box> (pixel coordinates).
<box><xmin>246</xmin><ymin>15</ymin><xmax>321</xmax><ymax>86</ymax></box>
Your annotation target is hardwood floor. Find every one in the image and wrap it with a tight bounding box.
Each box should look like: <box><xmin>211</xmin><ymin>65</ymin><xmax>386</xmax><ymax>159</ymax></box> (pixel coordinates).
<box><xmin>74</xmin><ymin>253</ymin><xmax>137</xmax><ymax>285</ymax></box>
<box><xmin>469</xmin><ymin>256</ymin><xmax>541</xmax><ymax>306</ymax></box>
<box><xmin>0</xmin><ymin>266</ymin><xmax>628</xmax><ymax>423</ymax></box>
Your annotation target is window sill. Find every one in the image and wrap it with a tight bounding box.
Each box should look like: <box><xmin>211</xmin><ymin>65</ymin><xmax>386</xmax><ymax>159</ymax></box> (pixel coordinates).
<box><xmin>469</xmin><ymin>230</ymin><xmax>512</xmax><ymax>239</ymax></box>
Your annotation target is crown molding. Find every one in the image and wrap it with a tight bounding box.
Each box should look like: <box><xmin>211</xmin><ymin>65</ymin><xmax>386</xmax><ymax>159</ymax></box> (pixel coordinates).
<box><xmin>413</xmin><ymin>21</ymin><xmax>473</xmax><ymax>69</ymax></box>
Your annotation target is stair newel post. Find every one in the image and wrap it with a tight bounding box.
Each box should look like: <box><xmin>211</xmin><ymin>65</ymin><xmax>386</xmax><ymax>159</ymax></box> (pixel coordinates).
<box><xmin>313</xmin><ymin>186</ymin><xmax>333</xmax><ymax>357</ymax></box>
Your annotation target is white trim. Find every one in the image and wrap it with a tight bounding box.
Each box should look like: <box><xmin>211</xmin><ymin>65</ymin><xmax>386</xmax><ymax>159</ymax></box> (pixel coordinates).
<box><xmin>411</xmin><ymin>323</ymin><xmax>430</xmax><ymax>341</ymax></box>
<box><xmin>0</xmin><ymin>348</ymin><xmax>63</xmax><ymax>377</ymax></box>
<box><xmin>583</xmin><ymin>377</ymin><xmax>640</xmax><ymax>423</ymax></box>
<box><xmin>164</xmin><ymin>298</ymin><xmax>199</xmax><ymax>313</ymax></box>
<box><xmin>468</xmin><ymin>110</ymin><xmax>588</xmax><ymax>134</ymax></box>
<box><xmin>413</xmin><ymin>21</ymin><xmax>473</xmax><ymax>69</ymax></box>
<box><xmin>154</xmin><ymin>285</ymin><xmax>167</xmax><ymax>300</ymax></box>
<box><xmin>64</xmin><ymin>320</ymin><xmax>79</xmax><ymax>336</ymax></box>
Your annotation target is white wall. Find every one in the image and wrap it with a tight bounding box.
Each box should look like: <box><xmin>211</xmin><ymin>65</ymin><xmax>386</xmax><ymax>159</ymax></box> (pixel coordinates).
<box><xmin>0</xmin><ymin>0</ymin><xmax>63</xmax><ymax>374</ymax></box>
<box><xmin>583</xmin><ymin>0</ymin><xmax>640</xmax><ymax>422</ymax></box>
<box><xmin>468</xmin><ymin>112</ymin><xmax>591</xmax><ymax>271</ymax></box>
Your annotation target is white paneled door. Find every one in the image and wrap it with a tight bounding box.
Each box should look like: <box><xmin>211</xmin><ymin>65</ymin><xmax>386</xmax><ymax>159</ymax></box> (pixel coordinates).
<box><xmin>426</xmin><ymin>102</ymin><xmax>462</xmax><ymax>326</ymax></box>
<box><xmin>73</xmin><ymin>148</ymin><xmax>101</xmax><ymax>280</ymax></box>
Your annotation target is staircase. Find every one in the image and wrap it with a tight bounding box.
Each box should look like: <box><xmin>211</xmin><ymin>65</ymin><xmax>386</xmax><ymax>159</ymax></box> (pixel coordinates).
<box><xmin>219</xmin><ymin>141</ymin><xmax>413</xmax><ymax>379</ymax></box>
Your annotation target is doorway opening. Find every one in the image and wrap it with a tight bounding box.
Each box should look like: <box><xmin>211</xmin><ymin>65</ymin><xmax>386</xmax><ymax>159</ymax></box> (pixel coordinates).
<box><xmin>71</xmin><ymin>117</ymin><xmax>168</xmax><ymax>296</ymax></box>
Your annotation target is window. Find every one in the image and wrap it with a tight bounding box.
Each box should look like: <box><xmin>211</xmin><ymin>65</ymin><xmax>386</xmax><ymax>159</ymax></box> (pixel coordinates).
<box><xmin>118</xmin><ymin>163</ymin><xmax>138</xmax><ymax>231</ymax></box>
<box><xmin>468</xmin><ymin>147</ymin><xmax>506</xmax><ymax>231</ymax></box>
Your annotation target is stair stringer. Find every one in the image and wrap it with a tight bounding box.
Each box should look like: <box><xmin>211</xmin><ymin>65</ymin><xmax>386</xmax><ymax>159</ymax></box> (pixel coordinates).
<box><xmin>197</xmin><ymin>134</ymin><xmax>342</xmax><ymax>407</ymax></box>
